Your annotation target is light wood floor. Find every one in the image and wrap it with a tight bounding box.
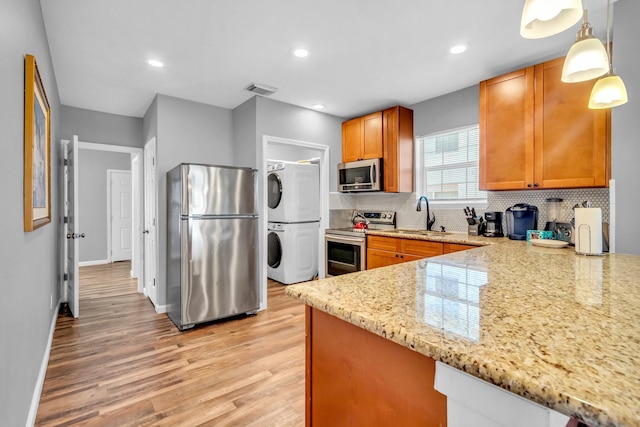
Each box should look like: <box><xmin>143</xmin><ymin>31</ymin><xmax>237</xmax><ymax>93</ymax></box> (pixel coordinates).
<box><xmin>36</xmin><ymin>262</ymin><xmax>306</xmax><ymax>426</ymax></box>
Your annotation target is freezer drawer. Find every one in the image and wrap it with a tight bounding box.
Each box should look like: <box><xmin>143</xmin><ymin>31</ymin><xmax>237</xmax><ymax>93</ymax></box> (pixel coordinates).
<box><xmin>172</xmin><ymin>216</ymin><xmax>259</xmax><ymax>329</ymax></box>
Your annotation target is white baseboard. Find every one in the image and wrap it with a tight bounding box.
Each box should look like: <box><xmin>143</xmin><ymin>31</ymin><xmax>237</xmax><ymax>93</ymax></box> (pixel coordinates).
<box><xmin>78</xmin><ymin>259</ymin><xmax>109</xmax><ymax>267</ymax></box>
<box><xmin>26</xmin><ymin>299</ymin><xmax>61</xmax><ymax>427</ymax></box>
<box><xmin>155</xmin><ymin>304</ymin><xmax>169</xmax><ymax>314</ymax></box>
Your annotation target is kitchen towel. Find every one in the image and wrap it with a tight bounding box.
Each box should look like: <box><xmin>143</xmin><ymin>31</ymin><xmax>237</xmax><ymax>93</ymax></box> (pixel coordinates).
<box><xmin>574</xmin><ymin>208</ymin><xmax>603</xmax><ymax>255</ymax></box>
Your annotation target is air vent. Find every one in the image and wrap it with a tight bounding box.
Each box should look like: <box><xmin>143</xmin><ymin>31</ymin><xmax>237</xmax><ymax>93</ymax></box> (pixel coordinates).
<box><xmin>245</xmin><ymin>83</ymin><xmax>278</xmax><ymax>96</ymax></box>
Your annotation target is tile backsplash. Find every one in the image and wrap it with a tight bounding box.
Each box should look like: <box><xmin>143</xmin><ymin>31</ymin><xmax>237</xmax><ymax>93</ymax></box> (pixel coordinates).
<box><xmin>330</xmin><ymin>188</ymin><xmax>610</xmax><ymax>233</ymax></box>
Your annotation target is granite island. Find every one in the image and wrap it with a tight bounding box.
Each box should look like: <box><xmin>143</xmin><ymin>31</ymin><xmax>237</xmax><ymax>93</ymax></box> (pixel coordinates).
<box><xmin>286</xmin><ymin>234</ymin><xmax>640</xmax><ymax>427</ymax></box>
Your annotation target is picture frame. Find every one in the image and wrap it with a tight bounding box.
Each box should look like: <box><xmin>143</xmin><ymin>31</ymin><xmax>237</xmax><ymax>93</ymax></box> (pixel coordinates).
<box><xmin>24</xmin><ymin>54</ymin><xmax>51</xmax><ymax>231</ymax></box>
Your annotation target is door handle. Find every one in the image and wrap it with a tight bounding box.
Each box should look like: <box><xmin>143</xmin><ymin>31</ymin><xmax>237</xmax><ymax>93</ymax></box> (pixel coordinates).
<box><xmin>142</xmin><ymin>230</ymin><xmax>149</xmax><ymax>234</ymax></box>
<box><xmin>66</xmin><ymin>233</ymin><xmax>86</xmax><ymax>239</ymax></box>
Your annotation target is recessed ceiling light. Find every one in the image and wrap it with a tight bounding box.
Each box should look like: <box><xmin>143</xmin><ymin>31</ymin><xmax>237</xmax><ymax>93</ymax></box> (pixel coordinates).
<box><xmin>147</xmin><ymin>59</ymin><xmax>164</xmax><ymax>67</ymax></box>
<box><xmin>449</xmin><ymin>45</ymin><xmax>467</xmax><ymax>54</ymax></box>
<box><xmin>312</xmin><ymin>104</ymin><xmax>325</xmax><ymax>109</ymax></box>
<box><xmin>293</xmin><ymin>49</ymin><xmax>309</xmax><ymax>58</ymax></box>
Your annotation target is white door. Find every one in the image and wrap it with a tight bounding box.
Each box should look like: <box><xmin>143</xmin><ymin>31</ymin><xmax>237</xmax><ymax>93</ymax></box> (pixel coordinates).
<box><xmin>109</xmin><ymin>170</ymin><xmax>132</xmax><ymax>262</ymax></box>
<box><xmin>144</xmin><ymin>138</ymin><xmax>158</xmax><ymax>306</ymax></box>
<box><xmin>65</xmin><ymin>136</ymin><xmax>80</xmax><ymax>318</ymax></box>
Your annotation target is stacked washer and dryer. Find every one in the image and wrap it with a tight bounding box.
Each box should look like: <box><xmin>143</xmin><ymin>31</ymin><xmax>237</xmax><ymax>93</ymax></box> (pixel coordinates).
<box><xmin>267</xmin><ymin>161</ymin><xmax>320</xmax><ymax>284</ymax></box>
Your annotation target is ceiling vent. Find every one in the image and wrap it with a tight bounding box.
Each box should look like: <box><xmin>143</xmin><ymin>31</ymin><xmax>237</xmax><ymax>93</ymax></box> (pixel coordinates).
<box><xmin>245</xmin><ymin>83</ymin><xmax>277</xmax><ymax>96</ymax></box>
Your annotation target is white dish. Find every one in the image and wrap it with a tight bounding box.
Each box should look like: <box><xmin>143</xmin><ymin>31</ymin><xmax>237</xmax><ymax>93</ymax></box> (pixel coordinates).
<box><xmin>530</xmin><ymin>239</ymin><xmax>569</xmax><ymax>248</ymax></box>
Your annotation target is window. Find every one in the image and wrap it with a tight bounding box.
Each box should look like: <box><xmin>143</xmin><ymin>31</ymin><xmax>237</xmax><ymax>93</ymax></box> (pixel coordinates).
<box><xmin>416</xmin><ymin>125</ymin><xmax>486</xmax><ymax>203</ymax></box>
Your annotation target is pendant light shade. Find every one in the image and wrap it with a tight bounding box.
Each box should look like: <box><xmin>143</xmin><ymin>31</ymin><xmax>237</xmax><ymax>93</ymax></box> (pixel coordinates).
<box><xmin>589</xmin><ymin>71</ymin><xmax>628</xmax><ymax>109</ymax></box>
<box><xmin>561</xmin><ymin>10</ymin><xmax>609</xmax><ymax>82</ymax></box>
<box><xmin>520</xmin><ymin>0</ymin><xmax>583</xmax><ymax>39</ymax></box>
<box><xmin>588</xmin><ymin>0</ymin><xmax>629</xmax><ymax>109</ymax></box>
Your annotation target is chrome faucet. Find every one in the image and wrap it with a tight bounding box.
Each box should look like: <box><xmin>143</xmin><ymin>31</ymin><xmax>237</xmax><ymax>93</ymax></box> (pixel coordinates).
<box><xmin>416</xmin><ymin>196</ymin><xmax>435</xmax><ymax>231</ymax></box>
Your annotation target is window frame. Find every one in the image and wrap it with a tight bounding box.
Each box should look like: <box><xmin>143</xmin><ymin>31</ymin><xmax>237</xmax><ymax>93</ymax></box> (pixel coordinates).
<box><xmin>414</xmin><ymin>124</ymin><xmax>488</xmax><ymax>209</ymax></box>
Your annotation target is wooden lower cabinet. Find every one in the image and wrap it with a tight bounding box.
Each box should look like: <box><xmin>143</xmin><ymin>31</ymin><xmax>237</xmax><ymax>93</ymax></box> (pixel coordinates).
<box><xmin>367</xmin><ymin>235</ymin><xmax>444</xmax><ymax>269</ymax></box>
<box><xmin>443</xmin><ymin>243</ymin><xmax>478</xmax><ymax>253</ymax></box>
<box><xmin>367</xmin><ymin>248</ymin><xmax>422</xmax><ymax>268</ymax></box>
<box><xmin>306</xmin><ymin>306</ymin><xmax>447</xmax><ymax>426</ymax></box>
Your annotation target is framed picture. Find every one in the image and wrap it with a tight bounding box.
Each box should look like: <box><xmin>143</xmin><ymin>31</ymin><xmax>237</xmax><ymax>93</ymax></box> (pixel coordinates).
<box><xmin>24</xmin><ymin>54</ymin><xmax>51</xmax><ymax>231</ymax></box>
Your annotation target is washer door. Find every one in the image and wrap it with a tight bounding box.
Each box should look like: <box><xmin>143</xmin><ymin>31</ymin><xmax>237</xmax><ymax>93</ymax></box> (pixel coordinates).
<box><xmin>267</xmin><ymin>231</ymin><xmax>282</xmax><ymax>268</ymax></box>
<box><xmin>267</xmin><ymin>172</ymin><xmax>283</xmax><ymax>209</ymax></box>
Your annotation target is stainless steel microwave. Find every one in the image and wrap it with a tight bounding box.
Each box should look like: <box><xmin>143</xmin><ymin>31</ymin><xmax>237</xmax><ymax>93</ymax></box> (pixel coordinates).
<box><xmin>337</xmin><ymin>158</ymin><xmax>383</xmax><ymax>192</ymax></box>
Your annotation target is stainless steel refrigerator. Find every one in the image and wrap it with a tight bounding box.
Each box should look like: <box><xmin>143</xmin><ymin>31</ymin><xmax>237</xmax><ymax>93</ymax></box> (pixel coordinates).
<box><xmin>166</xmin><ymin>163</ymin><xmax>259</xmax><ymax>330</ymax></box>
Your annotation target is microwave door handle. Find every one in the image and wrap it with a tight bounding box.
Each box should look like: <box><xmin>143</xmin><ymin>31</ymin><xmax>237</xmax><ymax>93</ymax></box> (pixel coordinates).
<box><xmin>372</xmin><ymin>164</ymin><xmax>376</xmax><ymax>183</ymax></box>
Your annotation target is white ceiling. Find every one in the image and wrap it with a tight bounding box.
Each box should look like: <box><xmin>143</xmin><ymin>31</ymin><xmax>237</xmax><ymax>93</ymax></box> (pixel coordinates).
<box><xmin>40</xmin><ymin>0</ymin><xmax>612</xmax><ymax>119</ymax></box>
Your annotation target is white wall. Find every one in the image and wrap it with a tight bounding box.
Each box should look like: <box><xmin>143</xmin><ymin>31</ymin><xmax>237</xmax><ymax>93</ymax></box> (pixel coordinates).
<box><xmin>154</xmin><ymin>94</ymin><xmax>235</xmax><ymax>306</ymax></box>
<box><xmin>0</xmin><ymin>0</ymin><xmax>61</xmax><ymax>425</ymax></box>
<box><xmin>61</xmin><ymin>105</ymin><xmax>143</xmax><ymax>148</ymax></box>
<box><xmin>255</xmin><ymin>97</ymin><xmax>343</xmax><ymax>191</ymax></box>
<box><xmin>232</xmin><ymin>96</ymin><xmax>257</xmax><ymax>168</ymax></box>
<box><xmin>78</xmin><ymin>150</ymin><xmax>131</xmax><ymax>262</ymax></box>
<box><xmin>611</xmin><ymin>0</ymin><xmax>640</xmax><ymax>255</ymax></box>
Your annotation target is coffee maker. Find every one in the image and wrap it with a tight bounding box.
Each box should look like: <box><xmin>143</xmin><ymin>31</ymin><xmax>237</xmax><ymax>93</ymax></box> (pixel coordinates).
<box><xmin>505</xmin><ymin>203</ymin><xmax>538</xmax><ymax>240</ymax></box>
<box><xmin>483</xmin><ymin>211</ymin><xmax>504</xmax><ymax>237</ymax></box>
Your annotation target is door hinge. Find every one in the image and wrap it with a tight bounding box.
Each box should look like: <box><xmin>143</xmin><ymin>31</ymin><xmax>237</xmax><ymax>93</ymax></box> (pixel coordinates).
<box><xmin>63</xmin><ymin>159</ymin><xmax>68</xmax><ymax>166</ymax></box>
<box><xmin>63</xmin><ymin>216</ymin><xmax>68</xmax><ymax>224</ymax></box>
<box><xmin>63</xmin><ymin>273</ymin><xmax>68</xmax><ymax>281</ymax></box>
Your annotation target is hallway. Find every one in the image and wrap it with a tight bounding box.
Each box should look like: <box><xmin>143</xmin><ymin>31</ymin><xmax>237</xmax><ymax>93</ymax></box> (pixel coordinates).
<box><xmin>35</xmin><ymin>263</ymin><xmax>305</xmax><ymax>426</ymax></box>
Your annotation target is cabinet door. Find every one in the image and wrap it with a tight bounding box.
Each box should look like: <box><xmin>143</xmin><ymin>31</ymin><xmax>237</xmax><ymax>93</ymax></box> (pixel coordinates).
<box><xmin>400</xmin><ymin>239</ymin><xmax>444</xmax><ymax>257</ymax></box>
<box><xmin>367</xmin><ymin>248</ymin><xmax>402</xmax><ymax>269</ymax></box>
<box><xmin>362</xmin><ymin>112</ymin><xmax>383</xmax><ymax>159</ymax></box>
<box><xmin>443</xmin><ymin>243</ymin><xmax>477</xmax><ymax>254</ymax></box>
<box><xmin>480</xmin><ymin>67</ymin><xmax>535</xmax><ymax>190</ymax></box>
<box><xmin>534</xmin><ymin>58</ymin><xmax>611</xmax><ymax>188</ymax></box>
<box><xmin>383</xmin><ymin>106</ymin><xmax>414</xmax><ymax>193</ymax></box>
<box><xmin>342</xmin><ymin>117</ymin><xmax>363</xmax><ymax>163</ymax></box>
<box><xmin>367</xmin><ymin>235</ymin><xmax>400</xmax><ymax>252</ymax></box>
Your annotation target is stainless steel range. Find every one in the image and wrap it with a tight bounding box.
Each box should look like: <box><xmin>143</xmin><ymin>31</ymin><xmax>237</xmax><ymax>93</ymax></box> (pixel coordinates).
<box><xmin>325</xmin><ymin>210</ymin><xmax>396</xmax><ymax>277</ymax></box>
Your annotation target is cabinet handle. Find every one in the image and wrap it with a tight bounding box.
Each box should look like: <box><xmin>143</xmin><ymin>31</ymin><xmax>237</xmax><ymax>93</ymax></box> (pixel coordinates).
<box><xmin>400</xmin><ymin>255</ymin><xmax>404</xmax><ymax>259</ymax></box>
<box><xmin>534</xmin><ymin>183</ymin><xmax>539</xmax><ymax>187</ymax></box>
<box><xmin>527</xmin><ymin>183</ymin><xmax>532</xmax><ymax>188</ymax></box>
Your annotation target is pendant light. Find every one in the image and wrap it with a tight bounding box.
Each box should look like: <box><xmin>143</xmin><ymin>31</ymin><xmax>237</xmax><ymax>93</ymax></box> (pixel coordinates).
<box><xmin>589</xmin><ymin>0</ymin><xmax>628</xmax><ymax>109</ymax></box>
<box><xmin>561</xmin><ymin>9</ymin><xmax>609</xmax><ymax>82</ymax></box>
<box><xmin>520</xmin><ymin>0</ymin><xmax>583</xmax><ymax>39</ymax></box>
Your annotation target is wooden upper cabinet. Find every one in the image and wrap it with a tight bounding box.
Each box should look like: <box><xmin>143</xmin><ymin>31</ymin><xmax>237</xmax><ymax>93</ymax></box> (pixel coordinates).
<box><xmin>480</xmin><ymin>67</ymin><xmax>535</xmax><ymax>190</ymax></box>
<box><xmin>362</xmin><ymin>112</ymin><xmax>383</xmax><ymax>159</ymax></box>
<box><xmin>342</xmin><ymin>118</ymin><xmax>362</xmax><ymax>163</ymax></box>
<box><xmin>534</xmin><ymin>57</ymin><xmax>610</xmax><ymax>188</ymax></box>
<box><xmin>342</xmin><ymin>112</ymin><xmax>383</xmax><ymax>162</ymax></box>
<box><xmin>383</xmin><ymin>106</ymin><xmax>414</xmax><ymax>193</ymax></box>
<box><xmin>480</xmin><ymin>56</ymin><xmax>610</xmax><ymax>191</ymax></box>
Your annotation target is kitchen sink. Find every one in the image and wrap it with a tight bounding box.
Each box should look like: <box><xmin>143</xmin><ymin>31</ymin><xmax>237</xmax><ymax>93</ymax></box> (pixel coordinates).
<box><xmin>384</xmin><ymin>229</ymin><xmax>452</xmax><ymax>236</ymax></box>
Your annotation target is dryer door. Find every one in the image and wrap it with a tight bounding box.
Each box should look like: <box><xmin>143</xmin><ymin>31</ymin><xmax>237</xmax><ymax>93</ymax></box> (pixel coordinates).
<box><xmin>267</xmin><ymin>172</ymin><xmax>283</xmax><ymax>210</ymax></box>
<box><xmin>267</xmin><ymin>231</ymin><xmax>282</xmax><ymax>268</ymax></box>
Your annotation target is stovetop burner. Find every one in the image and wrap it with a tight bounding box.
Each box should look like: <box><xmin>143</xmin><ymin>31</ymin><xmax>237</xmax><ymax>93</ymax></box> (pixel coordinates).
<box><xmin>325</xmin><ymin>210</ymin><xmax>396</xmax><ymax>237</ymax></box>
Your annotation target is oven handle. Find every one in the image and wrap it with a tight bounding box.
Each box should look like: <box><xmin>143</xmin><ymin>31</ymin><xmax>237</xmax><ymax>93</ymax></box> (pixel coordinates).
<box><xmin>325</xmin><ymin>234</ymin><xmax>366</xmax><ymax>244</ymax></box>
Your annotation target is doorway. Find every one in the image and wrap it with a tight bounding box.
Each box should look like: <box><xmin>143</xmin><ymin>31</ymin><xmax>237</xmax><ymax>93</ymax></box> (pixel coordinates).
<box><xmin>261</xmin><ymin>135</ymin><xmax>330</xmax><ymax>310</ymax></box>
<box><xmin>61</xmin><ymin>139</ymin><xmax>145</xmax><ymax>316</ymax></box>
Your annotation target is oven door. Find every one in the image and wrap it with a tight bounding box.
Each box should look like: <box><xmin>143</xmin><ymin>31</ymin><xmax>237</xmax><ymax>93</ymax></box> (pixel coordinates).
<box><xmin>325</xmin><ymin>234</ymin><xmax>366</xmax><ymax>276</ymax></box>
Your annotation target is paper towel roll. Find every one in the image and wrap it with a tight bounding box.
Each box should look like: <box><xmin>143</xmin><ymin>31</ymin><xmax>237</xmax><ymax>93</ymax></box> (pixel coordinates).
<box><xmin>575</xmin><ymin>208</ymin><xmax>603</xmax><ymax>255</ymax></box>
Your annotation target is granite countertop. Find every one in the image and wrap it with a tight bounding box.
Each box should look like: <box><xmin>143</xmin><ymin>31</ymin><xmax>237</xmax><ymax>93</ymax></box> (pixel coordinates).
<box><xmin>286</xmin><ymin>235</ymin><xmax>640</xmax><ymax>427</ymax></box>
